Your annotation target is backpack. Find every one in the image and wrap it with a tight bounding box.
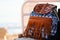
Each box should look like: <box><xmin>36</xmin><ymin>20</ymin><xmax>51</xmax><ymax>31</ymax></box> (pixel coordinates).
<box><xmin>22</xmin><ymin>3</ymin><xmax>58</xmax><ymax>39</ymax></box>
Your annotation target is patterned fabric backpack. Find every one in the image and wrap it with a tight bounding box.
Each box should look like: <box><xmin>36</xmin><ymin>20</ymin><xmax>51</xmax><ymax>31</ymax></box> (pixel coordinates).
<box><xmin>22</xmin><ymin>3</ymin><xmax>58</xmax><ymax>39</ymax></box>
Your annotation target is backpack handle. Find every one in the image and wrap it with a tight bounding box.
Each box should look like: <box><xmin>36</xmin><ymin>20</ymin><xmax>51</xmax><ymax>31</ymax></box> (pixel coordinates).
<box><xmin>54</xmin><ymin>9</ymin><xmax>60</xmax><ymax>21</ymax></box>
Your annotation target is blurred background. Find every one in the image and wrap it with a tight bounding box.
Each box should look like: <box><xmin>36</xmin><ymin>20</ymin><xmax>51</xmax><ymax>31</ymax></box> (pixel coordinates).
<box><xmin>0</xmin><ymin>0</ymin><xmax>25</xmax><ymax>40</ymax></box>
<box><xmin>0</xmin><ymin>0</ymin><xmax>25</xmax><ymax>34</ymax></box>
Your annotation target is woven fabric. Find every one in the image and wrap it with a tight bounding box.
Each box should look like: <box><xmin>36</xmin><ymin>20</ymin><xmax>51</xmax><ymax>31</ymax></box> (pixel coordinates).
<box><xmin>30</xmin><ymin>11</ymin><xmax>58</xmax><ymax>36</ymax></box>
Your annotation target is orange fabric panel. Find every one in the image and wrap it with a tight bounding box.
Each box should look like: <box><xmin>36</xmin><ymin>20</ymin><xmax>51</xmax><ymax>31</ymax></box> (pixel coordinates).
<box><xmin>23</xmin><ymin>16</ymin><xmax>52</xmax><ymax>39</ymax></box>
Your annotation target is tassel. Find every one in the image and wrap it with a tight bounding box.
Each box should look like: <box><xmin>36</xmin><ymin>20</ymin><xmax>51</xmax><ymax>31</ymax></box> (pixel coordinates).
<box><xmin>23</xmin><ymin>16</ymin><xmax>52</xmax><ymax>40</ymax></box>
